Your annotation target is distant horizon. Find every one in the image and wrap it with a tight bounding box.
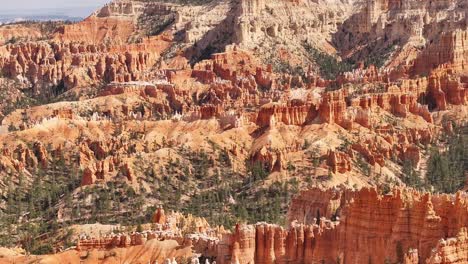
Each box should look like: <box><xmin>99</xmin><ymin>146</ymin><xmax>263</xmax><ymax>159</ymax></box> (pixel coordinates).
<box><xmin>0</xmin><ymin>1</ymin><xmax>110</xmax><ymax>18</ymax></box>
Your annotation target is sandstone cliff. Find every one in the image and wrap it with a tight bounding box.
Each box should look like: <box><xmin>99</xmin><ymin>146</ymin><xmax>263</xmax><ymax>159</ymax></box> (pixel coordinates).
<box><xmin>285</xmin><ymin>187</ymin><xmax>468</xmax><ymax>263</ymax></box>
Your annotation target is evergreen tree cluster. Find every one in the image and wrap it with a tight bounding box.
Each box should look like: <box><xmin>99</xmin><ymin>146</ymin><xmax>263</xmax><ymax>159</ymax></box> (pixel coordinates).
<box><xmin>426</xmin><ymin>125</ymin><xmax>467</xmax><ymax>193</ymax></box>
<box><xmin>302</xmin><ymin>42</ymin><xmax>354</xmax><ymax>80</ymax></box>
<box><xmin>0</xmin><ymin>154</ymin><xmax>81</xmax><ymax>254</ymax></box>
<box><xmin>401</xmin><ymin>124</ymin><xmax>467</xmax><ymax>193</ymax></box>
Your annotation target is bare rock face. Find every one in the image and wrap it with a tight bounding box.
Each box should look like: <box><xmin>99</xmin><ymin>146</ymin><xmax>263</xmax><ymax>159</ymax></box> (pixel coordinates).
<box><xmin>152</xmin><ymin>208</ymin><xmax>167</xmax><ymax>224</ymax></box>
<box><xmin>3</xmin><ymin>186</ymin><xmax>467</xmax><ymax>264</ymax></box>
<box><xmin>76</xmin><ymin>210</ymin><xmax>212</xmax><ymax>252</ymax></box>
<box><xmin>318</xmin><ymin>90</ymin><xmax>348</xmax><ymax>125</ymax></box>
<box><xmin>256</xmin><ymin>102</ymin><xmax>315</xmax><ymax>127</ymax></box>
<box><xmin>207</xmin><ymin>188</ymin><xmax>468</xmax><ymax>264</ymax></box>
<box><xmin>218</xmin><ymin>221</ymin><xmax>340</xmax><ymax>264</ymax></box>
<box><xmin>14</xmin><ymin>144</ymin><xmax>38</xmax><ymax>168</ymax></box>
<box><xmin>249</xmin><ymin>146</ymin><xmax>286</xmax><ymax>173</ymax></box>
<box><xmin>0</xmin><ymin>142</ymin><xmax>55</xmax><ymax>172</ymax></box>
<box><xmin>0</xmin><ymin>37</ymin><xmax>170</xmax><ymax>94</ymax></box>
<box><xmin>413</xmin><ymin>30</ymin><xmax>468</xmax><ymax>76</ymax></box>
<box><xmin>54</xmin><ymin>1</ymin><xmax>142</xmax><ymax>44</ymax></box>
<box><xmin>0</xmin><ymin>24</ymin><xmax>43</xmax><ymax>45</ymax></box>
<box><xmin>334</xmin><ymin>0</ymin><xmax>468</xmax><ymax>72</ymax></box>
<box><xmin>233</xmin><ymin>0</ymin><xmax>358</xmax><ymax>64</ymax></box>
<box><xmin>285</xmin><ymin>188</ymin><xmax>468</xmax><ymax>264</ymax></box>
<box><xmin>427</xmin><ymin>71</ymin><xmax>468</xmax><ymax>111</ymax></box>
<box><xmin>426</xmin><ymin>228</ymin><xmax>468</xmax><ymax>264</ymax></box>
<box><xmin>54</xmin><ymin>16</ymin><xmax>136</xmax><ymax>44</ymax></box>
<box><xmin>78</xmin><ymin>139</ymin><xmax>138</xmax><ymax>186</ymax></box>
<box><xmin>287</xmin><ymin>187</ymin><xmax>351</xmax><ymax>223</ymax></box>
<box><xmin>326</xmin><ymin>150</ymin><xmax>351</xmax><ymax>174</ymax></box>
<box><xmin>221</xmin><ymin>224</ymin><xmax>256</xmax><ymax>264</ymax></box>
<box><xmin>32</xmin><ymin>141</ymin><xmax>49</xmax><ymax>168</ymax></box>
<box><xmin>1</xmin><ymin>43</ymin><xmax>464</xmax><ymax>183</ymax></box>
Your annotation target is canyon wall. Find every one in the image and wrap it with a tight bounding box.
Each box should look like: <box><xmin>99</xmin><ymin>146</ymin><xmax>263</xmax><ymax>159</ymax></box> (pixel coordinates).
<box><xmin>0</xmin><ymin>38</ymin><xmax>170</xmax><ymax>93</ymax></box>
<box><xmin>284</xmin><ymin>188</ymin><xmax>468</xmax><ymax>263</ymax></box>
<box><xmin>413</xmin><ymin>30</ymin><xmax>468</xmax><ymax>75</ymax></box>
<box><xmin>334</xmin><ymin>0</ymin><xmax>468</xmax><ymax>74</ymax></box>
<box><xmin>213</xmin><ymin>188</ymin><xmax>468</xmax><ymax>264</ymax></box>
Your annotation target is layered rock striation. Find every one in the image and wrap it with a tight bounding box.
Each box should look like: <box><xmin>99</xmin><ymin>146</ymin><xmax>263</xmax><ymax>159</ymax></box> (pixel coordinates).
<box><xmin>205</xmin><ymin>188</ymin><xmax>468</xmax><ymax>264</ymax></box>
<box><xmin>285</xmin><ymin>187</ymin><xmax>468</xmax><ymax>263</ymax></box>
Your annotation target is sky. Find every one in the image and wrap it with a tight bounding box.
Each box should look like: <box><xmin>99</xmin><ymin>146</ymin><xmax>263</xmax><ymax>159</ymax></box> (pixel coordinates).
<box><xmin>1</xmin><ymin>0</ymin><xmax>109</xmax><ymax>10</ymax></box>
<box><xmin>0</xmin><ymin>0</ymin><xmax>110</xmax><ymax>17</ymax></box>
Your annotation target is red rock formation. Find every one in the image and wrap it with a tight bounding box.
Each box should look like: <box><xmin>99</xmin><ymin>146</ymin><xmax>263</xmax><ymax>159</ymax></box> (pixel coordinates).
<box><xmin>78</xmin><ymin>139</ymin><xmax>140</xmax><ymax>186</ymax></box>
<box><xmin>286</xmin><ymin>188</ymin><xmax>468</xmax><ymax>264</ymax></box>
<box><xmin>218</xmin><ymin>221</ymin><xmax>340</xmax><ymax>264</ymax></box>
<box><xmin>52</xmin><ymin>109</ymin><xmax>74</xmax><ymax>119</ymax></box>
<box><xmin>119</xmin><ymin>162</ymin><xmax>135</xmax><ymax>182</ymax></box>
<box><xmin>250</xmin><ymin>146</ymin><xmax>285</xmax><ymax>172</ymax></box>
<box><xmin>14</xmin><ymin>144</ymin><xmax>37</xmax><ymax>168</ymax></box>
<box><xmin>403</xmin><ymin>249</ymin><xmax>419</xmax><ymax>264</ymax></box>
<box><xmin>54</xmin><ymin>16</ymin><xmax>135</xmax><ymax>44</ymax></box>
<box><xmin>53</xmin><ymin>1</ymin><xmax>140</xmax><ymax>44</ymax></box>
<box><xmin>427</xmin><ymin>71</ymin><xmax>468</xmax><ymax>111</ymax></box>
<box><xmin>0</xmin><ymin>24</ymin><xmax>43</xmax><ymax>45</ymax></box>
<box><xmin>256</xmin><ymin>102</ymin><xmax>316</xmax><ymax>127</ymax></box>
<box><xmin>209</xmin><ymin>46</ymin><xmax>261</xmax><ymax>80</ymax></box>
<box><xmin>152</xmin><ymin>208</ymin><xmax>167</xmax><ymax>224</ymax></box>
<box><xmin>287</xmin><ymin>187</ymin><xmax>353</xmax><ymax>223</ymax></box>
<box><xmin>80</xmin><ymin>157</ymin><xmax>118</xmax><ymax>186</ymax></box>
<box><xmin>78</xmin><ymin>232</ymin><xmax>158</xmax><ymax>251</ymax></box>
<box><xmin>318</xmin><ymin>90</ymin><xmax>348</xmax><ymax>125</ymax></box>
<box><xmin>400</xmin><ymin>145</ymin><xmax>421</xmax><ymax>167</ymax></box>
<box><xmin>32</xmin><ymin>141</ymin><xmax>48</xmax><ymax>168</ymax></box>
<box><xmin>193</xmin><ymin>188</ymin><xmax>468</xmax><ymax>263</ymax></box>
<box><xmin>426</xmin><ymin>228</ymin><xmax>468</xmax><ymax>264</ymax></box>
<box><xmin>0</xmin><ymin>38</ymin><xmax>169</xmax><ymax>92</ymax></box>
<box><xmin>352</xmin><ymin>142</ymin><xmax>385</xmax><ymax>166</ymax></box>
<box><xmin>413</xmin><ymin>30</ymin><xmax>468</xmax><ymax>76</ymax></box>
<box><xmin>326</xmin><ymin>150</ymin><xmax>351</xmax><ymax>174</ymax></box>
<box><xmin>1</xmin><ymin>1</ymin><xmax>467</xmax><ymax>263</ymax></box>
<box><xmin>221</xmin><ymin>224</ymin><xmax>256</xmax><ymax>264</ymax></box>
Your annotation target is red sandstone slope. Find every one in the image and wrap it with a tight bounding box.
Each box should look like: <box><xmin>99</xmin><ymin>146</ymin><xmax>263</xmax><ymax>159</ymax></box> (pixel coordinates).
<box><xmin>1</xmin><ymin>45</ymin><xmax>465</xmax><ymax>188</ymax></box>
<box><xmin>220</xmin><ymin>188</ymin><xmax>468</xmax><ymax>264</ymax></box>
<box><xmin>0</xmin><ymin>239</ymin><xmax>193</xmax><ymax>264</ymax></box>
